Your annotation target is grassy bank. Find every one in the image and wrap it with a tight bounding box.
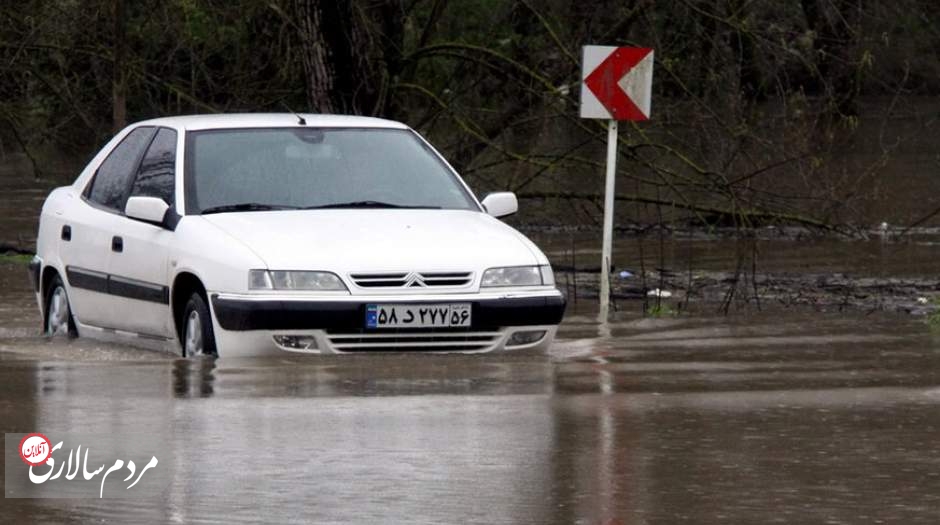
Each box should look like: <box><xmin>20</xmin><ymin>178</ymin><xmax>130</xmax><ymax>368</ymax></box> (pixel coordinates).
<box><xmin>0</xmin><ymin>253</ymin><xmax>33</xmax><ymax>265</ymax></box>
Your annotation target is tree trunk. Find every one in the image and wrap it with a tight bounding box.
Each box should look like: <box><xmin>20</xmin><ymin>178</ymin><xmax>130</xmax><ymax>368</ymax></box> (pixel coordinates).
<box><xmin>291</xmin><ymin>0</ymin><xmax>402</xmax><ymax>115</ymax></box>
<box><xmin>112</xmin><ymin>0</ymin><xmax>127</xmax><ymax>132</ymax></box>
<box><xmin>294</xmin><ymin>0</ymin><xmax>335</xmax><ymax>113</ymax></box>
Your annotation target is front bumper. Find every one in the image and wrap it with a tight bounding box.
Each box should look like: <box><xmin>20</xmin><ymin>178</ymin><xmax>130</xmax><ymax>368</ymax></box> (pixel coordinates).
<box><xmin>208</xmin><ymin>290</ymin><xmax>566</xmax><ymax>355</ymax></box>
<box><xmin>210</xmin><ymin>292</ymin><xmax>566</xmax><ymax>331</ymax></box>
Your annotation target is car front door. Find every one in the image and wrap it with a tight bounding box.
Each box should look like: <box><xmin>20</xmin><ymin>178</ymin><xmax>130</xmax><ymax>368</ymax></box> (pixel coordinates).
<box><xmin>106</xmin><ymin>127</ymin><xmax>178</xmax><ymax>339</ymax></box>
<box><xmin>60</xmin><ymin>126</ymin><xmax>156</xmax><ymax>329</ymax></box>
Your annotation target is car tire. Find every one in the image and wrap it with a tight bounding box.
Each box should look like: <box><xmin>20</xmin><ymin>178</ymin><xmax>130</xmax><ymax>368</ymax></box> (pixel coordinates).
<box><xmin>182</xmin><ymin>292</ymin><xmax>218</xmax><ymax>358</ymax></box>
<box><xmin>45</xmin><ymin>274</ymin><xmax>78</xmax><ymax>338</ymax></box>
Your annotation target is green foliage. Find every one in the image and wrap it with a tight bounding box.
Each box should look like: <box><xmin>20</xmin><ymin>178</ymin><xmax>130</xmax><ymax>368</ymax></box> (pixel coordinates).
<box><xmin>646</xmin><ymin>302</ymin><xmax>677</xmax><ymax>318</ymax></box>
<box><xmin>0</xmin><ymin>253</ymin><xmax>33</xmax><ymax>265</ymax></box>
<box><xmin>927</xmin><ymin>312</ymin><xmax>940</xmax><ymax>329</ymax></box>
<box><xmin>927</xmin><ymin>297</ymin><xmax>940</xmax><ymax>329</ymax></box>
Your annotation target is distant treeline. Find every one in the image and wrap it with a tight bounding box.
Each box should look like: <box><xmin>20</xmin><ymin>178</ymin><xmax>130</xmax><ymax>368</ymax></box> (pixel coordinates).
<box><xmin>2</xmin><ymin>1</ymin><xmax>937</xmax><ymax>228</ymax></box>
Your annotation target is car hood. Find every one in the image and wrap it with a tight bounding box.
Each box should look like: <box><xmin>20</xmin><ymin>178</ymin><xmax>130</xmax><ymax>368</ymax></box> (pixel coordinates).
<box><xmin>199</xmin><ymin>209</ymin><xmax>542</xmax><ymax>273</ymax></box>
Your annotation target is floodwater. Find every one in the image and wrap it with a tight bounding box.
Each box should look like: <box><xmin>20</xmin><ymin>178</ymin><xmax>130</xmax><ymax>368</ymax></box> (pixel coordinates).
<box><xmin>3</xmin><ymin>260</ymin><xmax>940</xmax><ymax>524</ymax></box>
<box><xmin>5</xmin><ymin>162</ymin><xmax>940</xmax><ymax>522</ymax></box>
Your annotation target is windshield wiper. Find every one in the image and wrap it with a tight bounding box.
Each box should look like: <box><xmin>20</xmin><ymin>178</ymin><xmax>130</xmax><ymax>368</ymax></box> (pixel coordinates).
<box><xmin>200</xmin><ymin>203</ymin><xmax>297</xmax><ymax>214</ymax></box>
<box><xmin>303</xmin><ymin>200</ymin><xmax>440</xmax><ymax>210</ymax></box>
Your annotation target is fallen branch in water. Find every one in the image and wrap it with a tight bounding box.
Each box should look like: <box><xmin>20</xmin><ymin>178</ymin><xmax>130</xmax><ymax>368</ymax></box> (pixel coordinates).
<box><xmin>517</xmin><ymin>191</ymin><xmax>851</xmax><ymax>235</ymax></box>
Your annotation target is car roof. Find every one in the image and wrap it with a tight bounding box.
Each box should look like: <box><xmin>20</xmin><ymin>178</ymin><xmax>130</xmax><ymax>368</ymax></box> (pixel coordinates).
<box><xmin>133</xmin><ymin>113</ymin><xmax>410</xmax><ymax>131</ymax></box>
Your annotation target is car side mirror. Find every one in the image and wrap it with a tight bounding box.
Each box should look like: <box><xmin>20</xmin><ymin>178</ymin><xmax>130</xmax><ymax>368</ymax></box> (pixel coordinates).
<box><xmin>481</xmin><ymin>192</ymin><xmax>518</xmax><ymax>218</ymax></box>
<box><xmin>125</xmin><ymin>196</ymin><xmax>170</xmax><ymax>226</ymax></box>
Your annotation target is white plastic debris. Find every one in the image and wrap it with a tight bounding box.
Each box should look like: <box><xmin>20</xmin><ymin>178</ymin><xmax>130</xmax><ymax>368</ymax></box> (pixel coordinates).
<box><xmin>917</xmin><ymin>297</ymin><xmax>929</xmax><ymax>305</ymax></box>
<box><xmin>878</xmin><ymin>222</ymin><xmax>888</xmax><ymax>240</ymax></box>
<box><xmin>647</xmin><ymin>288</ymin><xmax>672</xmax><ymax>298</ymax></box>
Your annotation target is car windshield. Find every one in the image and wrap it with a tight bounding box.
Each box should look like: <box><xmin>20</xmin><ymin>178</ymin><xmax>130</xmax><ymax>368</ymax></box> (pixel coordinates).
<box><xmin>184</xmin><ymin>127</ymin><xmax>478</xmax><ymax>213</ymax></box>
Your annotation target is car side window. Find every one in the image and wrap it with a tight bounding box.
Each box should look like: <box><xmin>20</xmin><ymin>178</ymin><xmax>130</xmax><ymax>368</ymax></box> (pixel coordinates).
<box><xmin>130</xmin><ymin>128</ymin><xmax>177</xmax><ymax>205</ymax></box>
<box><xmin>87</xmin><ymin>127</ymin><xmax>155</xmax><ymax>211</ymax></box>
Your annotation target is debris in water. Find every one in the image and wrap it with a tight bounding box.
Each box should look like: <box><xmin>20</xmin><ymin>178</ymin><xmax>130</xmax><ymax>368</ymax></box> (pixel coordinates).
<box><xmin>879</xmin><ymin>222</ymin><xmax>888</xmax><ymax>240</ymax></box>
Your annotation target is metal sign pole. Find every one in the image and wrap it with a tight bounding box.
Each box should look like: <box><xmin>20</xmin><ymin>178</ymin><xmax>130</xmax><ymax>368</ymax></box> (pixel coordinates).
<box><xmin>581</xmin><ymin>45</ymin><xmax>652</xmax><ymax>318</ymax></box>
<box><xmin>600</xmin><ymin>119</ymin><xmax>618</xmax><ymax>317</ymax></box>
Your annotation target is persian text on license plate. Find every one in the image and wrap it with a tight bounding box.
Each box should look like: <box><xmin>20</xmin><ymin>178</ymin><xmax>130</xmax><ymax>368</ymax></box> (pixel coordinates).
<box><xmin>365</xmin><ymin>304</ymin><xmax>471</xmax><ymax>328</ymax></box>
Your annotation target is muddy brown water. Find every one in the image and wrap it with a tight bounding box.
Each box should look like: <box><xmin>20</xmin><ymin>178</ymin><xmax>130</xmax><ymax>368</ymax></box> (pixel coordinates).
<box><xmin>6</xmin><ymin>167</ymin><xmax>940</xmax><ymax>522</ymax></box>
<box><xmin>3</xmin><ymin>259</ymin><xmax>940</xmax><ymax>523</ymax></box>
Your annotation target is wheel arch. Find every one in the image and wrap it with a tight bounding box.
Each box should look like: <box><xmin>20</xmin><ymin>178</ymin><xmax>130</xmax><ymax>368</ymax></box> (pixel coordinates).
<box><xmin>171</xmin><ymin>272</ymin><xmax>208</xmax><ymax>342</ymax></box>
<box><xmin>40</xmin><ymin>265</ymin><xmax>63</xmax><ymax>325</ymax></box>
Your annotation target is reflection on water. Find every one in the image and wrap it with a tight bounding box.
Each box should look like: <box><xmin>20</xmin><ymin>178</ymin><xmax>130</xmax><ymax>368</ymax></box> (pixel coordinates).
<box><xmin>532</xmin><ymin>231</ymin><xmax>940</xmax><ymax>279</ymax></box>
<box><xmin>3</xmin><ymin>267</ymin><xmax>940</xmax><ymax>522</ymax></box>
<box><xmin>172</xmin><ymin>358</ymin><xmax>216</xmax><ymax>398</ymax></box>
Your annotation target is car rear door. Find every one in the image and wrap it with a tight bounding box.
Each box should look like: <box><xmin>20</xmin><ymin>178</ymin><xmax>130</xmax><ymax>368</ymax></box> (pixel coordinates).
<box><xmin>105</xmin><ymin>127</ymin><xmax>178</xmax><ymax>339</ymax></box>
<box><xmin>60</xmin><ymin>126</ymin><xmax>156</xmax><ymax>329</ymax></box>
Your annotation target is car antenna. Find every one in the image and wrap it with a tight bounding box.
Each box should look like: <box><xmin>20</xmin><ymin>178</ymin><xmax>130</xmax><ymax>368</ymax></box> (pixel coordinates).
<box><xmin>281</xmin><ymin>102</ymin><xmax>306</xmax><ymax>125</ymax></box>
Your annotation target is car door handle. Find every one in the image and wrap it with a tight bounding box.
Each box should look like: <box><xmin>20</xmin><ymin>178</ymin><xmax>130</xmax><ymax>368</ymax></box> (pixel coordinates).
<box><xmin>111</xmin><ymin>236</ymin><xmax>123</xmax><ymax>253</ymax></box>
<box><xmin>61</xmin><ymin>225</ymin><xmax>71</xmax><ymax>241</ymax></box>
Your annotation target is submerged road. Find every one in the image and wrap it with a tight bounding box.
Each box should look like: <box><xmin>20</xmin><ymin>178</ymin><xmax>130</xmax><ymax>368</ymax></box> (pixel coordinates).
<box><xmin>2</xmin><ymin>262</ymin><xmax>940</xmax><ymax>523</ymax></box>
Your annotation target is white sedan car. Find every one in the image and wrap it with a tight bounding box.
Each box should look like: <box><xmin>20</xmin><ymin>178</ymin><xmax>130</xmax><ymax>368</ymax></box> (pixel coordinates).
<box><xmin>29</xmin><ymin>114</ymin><xmax>566</xmax><ymax>357</ymax></box>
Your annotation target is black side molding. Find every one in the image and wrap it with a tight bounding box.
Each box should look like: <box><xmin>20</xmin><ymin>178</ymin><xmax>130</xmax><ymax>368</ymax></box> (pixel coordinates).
<box><xmin>65</xmin><ymin>266</ymin><xmax>169</xmax><ymax>304</ymax></box>
<box><xmin>109</xmin><ymin>275</ymin><xmax>169</xmax><ymax>303</ymax></box>
<box><xmin>66</xmin><ymin>266</ymin><xmax>108</xmax><ymax>294</ymax></box>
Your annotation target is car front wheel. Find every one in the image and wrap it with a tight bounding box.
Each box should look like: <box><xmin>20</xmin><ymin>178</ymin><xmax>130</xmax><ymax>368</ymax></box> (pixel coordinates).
<box><xmin>182</xmin><ymin>293</ymin><xmax>218</xmax><ymax>358</ymax></box>
<box><xmin>45</xmin><ymin>274</ymin><xmax>78</xmax><ymax>337</ymax></box>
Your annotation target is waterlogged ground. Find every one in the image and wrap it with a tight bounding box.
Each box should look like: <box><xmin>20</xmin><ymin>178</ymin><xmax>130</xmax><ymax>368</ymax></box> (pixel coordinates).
<box><xmin>3</xmin><ymin>261</ymin><xmax>940</xmax><ymax>523</ymax></box>
<box><xmin>533</xmin><ymin>230</ymin><xmax>940</xmax><ymax>315</ymax></box>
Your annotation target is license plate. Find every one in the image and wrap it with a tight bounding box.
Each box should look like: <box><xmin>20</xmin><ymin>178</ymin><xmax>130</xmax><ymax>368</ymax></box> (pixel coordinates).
<box><xmin>365</xmin><ymin>304</ymin><xmax>471</xmax><ymax>329</ymax></box>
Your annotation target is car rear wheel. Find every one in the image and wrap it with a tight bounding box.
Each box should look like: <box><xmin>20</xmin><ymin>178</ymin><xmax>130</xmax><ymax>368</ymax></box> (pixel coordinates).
<box><xmin>182</xmin><ymin>292</ymin><xmax>218</xmax><ymax>358</ymax></box>
<box><xmin>45</xmin><ymin>275</ymin><xmax>78</xmax><ymax>337</ymax></box>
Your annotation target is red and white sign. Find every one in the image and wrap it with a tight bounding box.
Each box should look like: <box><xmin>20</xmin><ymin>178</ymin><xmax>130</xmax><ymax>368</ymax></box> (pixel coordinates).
<box><xmin>580</xmin><ymin>46</ymin><xmax>654</xmax><ymax>120</ymax></box>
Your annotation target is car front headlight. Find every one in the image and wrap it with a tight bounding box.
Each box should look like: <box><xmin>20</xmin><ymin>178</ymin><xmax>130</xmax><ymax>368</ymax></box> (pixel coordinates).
<box><xmin>249</xmin><ymin>270</ymin><xmax>348</xmax><ymax>291</ymax></box>
<box><xmin>481</xmin><ymin>265</ymin><xmax>554</xmax><ymax>287</ymax></box>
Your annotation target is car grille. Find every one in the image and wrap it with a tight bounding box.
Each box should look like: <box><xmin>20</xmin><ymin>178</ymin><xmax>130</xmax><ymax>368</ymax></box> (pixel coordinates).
<box><xmin>325</xmin><ymin>328</ymin><xmax>501</xmax><ymax>352</ymax></box>
<box><xmin>349</xmin><ymin>271</ymin><xmax>473</xmax><ymax>288</ymax></box>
